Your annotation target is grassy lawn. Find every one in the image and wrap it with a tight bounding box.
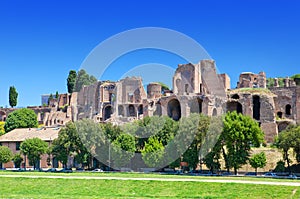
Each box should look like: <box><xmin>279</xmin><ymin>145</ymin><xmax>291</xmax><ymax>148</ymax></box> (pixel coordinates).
<box><xmin>0</xmin><ymin>171</ymin><xmax>299</xmax><ymax>198</ymax></box>
<box><xmin>0</xmin><ymin>177</ymin><xmax>299</xmax><ymax>199</ymax></box>
<box><xmin>0</xmin><ymin>170</ymin><xmax>299</xmax><ymax>183</ymax></box>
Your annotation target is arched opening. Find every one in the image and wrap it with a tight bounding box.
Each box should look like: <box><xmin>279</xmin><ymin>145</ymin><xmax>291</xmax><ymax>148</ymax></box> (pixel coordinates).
<box><xmin>253</xmin><ymin>95</ymin><xmax>260</xmax><ymax>120</ymax></box>
<box><xmin>138</xmin><ymin>105</ymin><xmax>143</xmax><ymax>115</ymax></box>
<box><xmin>212</xmin><ymin>108</ymin><xmax>217</xmax><ymax>116</ymax></box>
<box><xmin>285</xmin><ymin>104</ymin><xmax>292</xmax><ymax>116</ymax></box>
<box><xmin>128</xmin><ymin>105</ymin><xmax>136</xmax><ymax>117</ymax></box>
<box><xmin>118</xmin><ymin>105</ymin><xmax>124</xmax><ymax>117</ymax></box>
<box><xmin>277</xmin><ymin>112</ymin><xmax>283</xmax><ymax>119</ymax></box>
<box><xmin>231</xmin><ymin>94</ymin><xmax>240</xmax><ymax>100</ymax></box>
<box><xmin>226</xmin><ymin>101</ymin><xmax>243</xmax><ymax>114</ymax></box>
<box><xmin>154</xmin><ymin>103</ymin><xmax>162</xmax><ymax>116</ymax></box>
<box><xmin>167</xmin><ymin>99</ymin><xmax>181</xmax><ymax>121</ymax></box>
<box><xmin>0</xmin><ymin>111</ymin><xmax>6</xmax><ymax>122</ymax></box>
<box><xmin>104</xmin><ymin>105</ymin><xmax>112</xmax><ymax>120</ymax></box>
<box><xmin>190</xmin><ymin>98</ymin><xmax>203</xmax><ymax>114</ymax></box>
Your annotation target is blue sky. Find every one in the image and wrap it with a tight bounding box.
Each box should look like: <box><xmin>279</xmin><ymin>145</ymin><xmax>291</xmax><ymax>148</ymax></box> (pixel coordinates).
<box><xmin>0</xmin><ymin>0</ymin><xmax>300</xmax><ymax>107</ymax></box>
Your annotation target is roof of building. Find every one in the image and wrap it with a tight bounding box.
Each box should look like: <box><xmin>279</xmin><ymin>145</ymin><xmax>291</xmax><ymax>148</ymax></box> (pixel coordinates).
<box><xmin>0</xmin><ymin>127</ymin><xmax>60</xmax><ymax>142</ymax></box>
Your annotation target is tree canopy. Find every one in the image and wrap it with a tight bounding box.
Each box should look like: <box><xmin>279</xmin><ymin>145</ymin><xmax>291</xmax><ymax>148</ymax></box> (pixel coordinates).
<box><xmin>20</xmin><ymin>138</ymin><xmax>48</xmax><ymax>170</ymax></box>
<box><xmin>9</xmin><ymin>86</ymin><xmax>18</xmax><ymax>108</ymax></box>
<box><xmin>4</xmin><ymin>108</ymin><xmax>38</xmax><ymax>132</ymax></box>
<box><xmin>249</xmin><ymin>152</ymin><xmax>267</xmax><ymax>175</ymax></box>
<box><xmin>217</xmin><ymin>111</ymin><xmax>264</xmax><ymax>175</ymax></box>
<box><xmin>74</xmin><ymin>69</ymin><xmax>97</xmax><ymax>92</ymax></box>
<box><xmin>0</xmin><ymin>146</ymin><xmax>13</xmax><ymax>164</ymax></box>
<box><xmin>275</xmin><ymin>125</ymin><xmax>300</xmax><ymax>173</ymax></box>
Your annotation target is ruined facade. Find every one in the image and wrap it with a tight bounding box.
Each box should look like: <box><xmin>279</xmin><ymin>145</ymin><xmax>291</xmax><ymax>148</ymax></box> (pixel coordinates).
<box><xmin>1</xmin><ymin>60</ymin><xmax>299</xmax><ymax>143</ymax></box>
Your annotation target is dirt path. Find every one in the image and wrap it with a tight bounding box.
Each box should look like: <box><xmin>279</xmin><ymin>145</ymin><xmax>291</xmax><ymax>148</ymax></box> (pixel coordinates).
<box><xmin>0</xmin><ymin>174</ymin><xmax>300</xmax><ymax>187</ymax></box>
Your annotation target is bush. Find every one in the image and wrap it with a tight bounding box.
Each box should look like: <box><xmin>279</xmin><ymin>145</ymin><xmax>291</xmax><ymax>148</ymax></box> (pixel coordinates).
<box><xmin>4</xmin><ymin>108</ymin><xmax>38</xmax><ymax>132</ymax></box>
<box><xmin>274</xmin><ymin>160</ymin><xmax>286</xmax><ymax>172</ymax></box>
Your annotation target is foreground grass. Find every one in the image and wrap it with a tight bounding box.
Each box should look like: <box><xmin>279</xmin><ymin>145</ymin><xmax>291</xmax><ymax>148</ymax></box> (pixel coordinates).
<box><xmin>0</xmin><ymin>177</ymin><xmax>299</xmax><ymax>199</ymax></box>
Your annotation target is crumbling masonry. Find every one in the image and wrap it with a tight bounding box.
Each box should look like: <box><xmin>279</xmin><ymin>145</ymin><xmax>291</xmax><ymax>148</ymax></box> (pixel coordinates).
<box><xmin>1</xmin><ymin>60</ymin><xmax>299</xmax><ymax>143</ymax></box>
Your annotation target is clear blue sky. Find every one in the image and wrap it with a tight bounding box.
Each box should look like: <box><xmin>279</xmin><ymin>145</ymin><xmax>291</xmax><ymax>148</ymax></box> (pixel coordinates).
<box><xmin>1</xmin><ymin>0</ymin><xmax>299</xmax><ymax>107</ymax></box>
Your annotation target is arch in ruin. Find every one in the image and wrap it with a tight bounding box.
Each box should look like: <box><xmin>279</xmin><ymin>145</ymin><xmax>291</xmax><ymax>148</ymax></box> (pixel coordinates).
<box><xmin>167</xmin><ymin>99</ymin><xmax>181</xmax><ymax>121</ymax></box>
<box><xmin>226</xmin><ymin>101</ymin><xmax>243</xmax><ymax>114</ymax></box>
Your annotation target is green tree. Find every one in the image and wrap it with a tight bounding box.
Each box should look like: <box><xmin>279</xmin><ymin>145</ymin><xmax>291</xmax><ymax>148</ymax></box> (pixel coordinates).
<box><xmin>74</xmin><ymin>69</ymin><xmax>97</xmax><ymax>92</ymax></box>
<box><xmin>67</xmin><ymin>70</ymin><xmax>77</xmax><ymax>93</ymax></box>
<box><xmin>275</xmin><ymin>125</ymin><xmax>300</xmax><ymax>174</ymax></box>
<box><xmin>12</xmin><ymin>153</ymin><xmax>23</xmax><ymax>168</ymax></box>
<box><xmin>55</xmin><ymin>91</ymin><xmax>59</xmax><ymax>99</ymax></box>
<box><xmin>20</xmin><ymin>138</ymin><xmax>48</xmax><ymax>170</ymax></box>
<box><xmin>249</xmin><ymin>152</ymin><xmax>267</xmax><ymax>175</ymax></box>
<box><xmin>221</xmin><ymin>111</ymin><xmax>264</xmax><ymax>175</ymax></box>
<box><xmin>9</xmin><ymin>86</ymin><xmax>18</xmax><ymax>108</ymax></box>
<box><xmin>274</xmin><ymin>160</ymin><xmax>286</xmax><ymax>172</ymax></box>
<box><xmin>111</xmin><ymin>134</ymin><xmax>136</xmax><ymax>167</ymax></box>
<box><xmin>0</xmin><ymin>146</ymin><xmax>13</xmax><ymax>166</ymax></box>
<box><xmin>4</xmin><ymin>108</ymin><xmax>38</xmax><ymax>132</ymax></box>
<box><xmin>142</xmin><ymin>137</ymin><xmax>165</xmax><ymax>168</ymax></box>
<box><xmin>51</xmin><ymin>121</ymin><xmax>89</xmax><ymax>168</ymax></box>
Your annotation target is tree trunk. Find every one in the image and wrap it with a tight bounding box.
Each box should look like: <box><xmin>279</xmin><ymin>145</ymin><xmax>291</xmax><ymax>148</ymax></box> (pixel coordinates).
<box><xmin>222</xmin><ymin>146</ymin><xmax>229</xmax><ymax>172</ymax></box>
<box><xmin>285</xmin><ymin>151</ymin><xmax>291</xmax><ymax>175</ymax></box>
<box><xmin>255</xmin><ymin>168</ymin><xmax>258</xmax><ymax>176</ymax></box>
<box><xmin>234</xmin><ymin>167</ymin><xmax>238</xmax><ymax>175</ymax></box>
<box><xmin>24</xmin><ymin>155</ymin><xmax>26</xmax><ymax>171</ymax></box>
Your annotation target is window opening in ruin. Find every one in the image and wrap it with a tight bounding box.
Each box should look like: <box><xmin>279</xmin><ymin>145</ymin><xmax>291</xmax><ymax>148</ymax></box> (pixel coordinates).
<box><xmin>285</xmin><ymin>104</ymin><xmax>292</xmax><ymax>115</ymax></box>
<box><xmin>231</xmin><ymin>94</ymin><xmax>239</xmax><ymax>99</ymax></box>
<box><xmin>104</xmin><ymin>105</ymin><xmax>112</xmax><ymax>120</ymax></box>
<box><xmin>212</xmin><ymin>108</ymin><xmax>217</xmax><ymax>116</ymax></box>
<box><xmin>200</xmin><ymin>84</ymin><xmax>203</xmax><ymax>93</ymax></box>
<box><xmin>277</xmin><ymin>112</ymin><xmax>283</xmax><ymax>119</ymax></box>
<box><xmin>129</xmin><ymin>105</ymin><xmax>136</xmax><ymax>117</ymax></box>
<box><xmin>138</xmin><ymin>105</ymin><xmax>143</xmax><ymax>115</ymax></box>
<box><xmin>253</xmin><ymin>95</ymin><xmax>260</xmax><ymax>120</ymax></box>
<box><xmin>190</xmin><ymin>98</ymin><xmax>202</xmax><ymax>114</ymax></box>
<box><xmin>185</xmin><ymin>84</ymin><xmax>188</xmax><ymax>93</ymax></box>
<box><xmin>167</xmin><ymin>99</ymin><xmax>181</xmax><ymax>121</ymax></box>
<box><xmin>227</xmin><ymin>101</ymin><xmax>243</xmax><ymax>114</ymax></box>
<box><xmin>118</xmin><ymin>105</ymin><xmax>124</xmax><ymax>117</ymax></box>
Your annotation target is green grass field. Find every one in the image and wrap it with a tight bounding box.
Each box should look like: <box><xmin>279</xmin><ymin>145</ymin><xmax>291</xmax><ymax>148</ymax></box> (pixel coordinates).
<box><xmin>0</xmin><ymin>172</ymin><xmax>299</xmax><ymax>198</ymax></box>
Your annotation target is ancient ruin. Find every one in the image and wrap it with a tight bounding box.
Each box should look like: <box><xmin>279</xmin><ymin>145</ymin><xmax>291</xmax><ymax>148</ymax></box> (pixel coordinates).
<box><xmin>0</xmin><ymin>59</ymin><xmax>299</xmax><ymax>143</ymax></box>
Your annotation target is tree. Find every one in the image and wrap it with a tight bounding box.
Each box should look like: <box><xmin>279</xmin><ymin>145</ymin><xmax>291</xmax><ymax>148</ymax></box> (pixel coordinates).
<box><xmin>55</xmin><ymin>91</ymin><xmax>59</xmax><ymax>99</ymax></box>
<box><xmin>48</xmin><ymin>93</ymin><xmax>53</xmax><ymax>105</ymax></box>
<box><xmin>20</xmin><ymin>138</ymin><xmax>48</xmax><ymax>170</ymax></box>
<box><xmin>74</xmin><ymin>69</ymin><xmax>97</xmax><ymax>92</ymax></box>
<box><xmin>249</xmin><ymin>152</ymin><xmax>267</xmax><ymax>175</ymax></box>
<box><xmin>142</xmin><ymin>137</ymin><xmax>165</xmax><ymax>168</ymax></box>
<box><xmin>221</xmin><ymin>111</ymin><xmax>264</xmax><ymax>175</ymax></box>
<box><xmin>67</xmin><ymin>70</ymin><xmax>77</xmax><ymax>93</ymax></box>
<box><xmin>12</xmin><ymin>153</ymin><xmax>23</xmax><ymax>168</ymax></box>
<box><xmin>0</xmin><ymin>146</ymin><xmax>13</xmax><ymax>166</ymax></box>
<box><xmin>275</xmin><ymin>125</ymin><xmax>300</xmax><ymax>174</ymax></box>
<box><xmin>51</xmin><ymin>122</ymin><xmax>89</xmax><ymax>168</ymax></box>
<box><xmin>9</xmin><ymin>86</ymin><xmax>18</xmax><ymax>108</ymax></box>
<box><xmin>4</xmin><ymin>108</ymin><xmax>38</xmax><ymax>132</ymax></box>
<box><xmin>111</xmin><ymin>133</ymin><xmax>136</xmax><ymax>168</ymax></box>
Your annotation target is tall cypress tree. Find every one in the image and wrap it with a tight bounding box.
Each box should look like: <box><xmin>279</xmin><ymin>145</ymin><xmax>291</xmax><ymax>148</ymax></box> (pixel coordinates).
<box><xmin>67</xmin><ymin>70</ymin><xmax>77</xmax><ymax>93</ymax></box>
<box><xmin>9</xmin><ymin>86</ymin><xmax>18</xmax><ymax>108</ymax></box>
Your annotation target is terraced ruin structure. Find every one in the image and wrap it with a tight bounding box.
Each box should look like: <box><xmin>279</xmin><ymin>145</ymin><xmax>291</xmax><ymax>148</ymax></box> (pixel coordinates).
<box><xmin>1</xmin><ymin>59</ymin><xmax>299</xmax><ymax>143</ymax></box>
